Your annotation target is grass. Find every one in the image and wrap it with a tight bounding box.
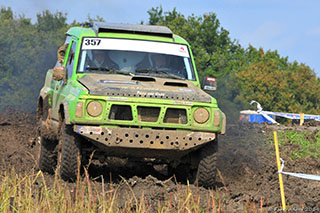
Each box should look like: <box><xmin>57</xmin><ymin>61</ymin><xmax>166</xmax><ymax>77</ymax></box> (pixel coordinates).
<box><xmin>0</xmin><ymin>168</ymin><xmax>268</xmax><ymax>212</ymax></box>
<box><xmin>276</xmin><ymin>130</ymin><xmax>320</xmax><ymax>159</ymax></box>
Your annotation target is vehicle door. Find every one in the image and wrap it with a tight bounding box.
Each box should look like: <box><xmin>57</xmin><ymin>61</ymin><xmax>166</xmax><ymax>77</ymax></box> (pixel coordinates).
<box><xmin>52</xmin><ymin>40</ymin><xmax>77</xmax><ymax>120</ymax></box>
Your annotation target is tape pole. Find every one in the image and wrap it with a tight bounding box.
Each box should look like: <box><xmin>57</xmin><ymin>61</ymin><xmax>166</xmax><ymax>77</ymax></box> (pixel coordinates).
<box><xmin>300</xmin><ymin>112</ymin><xmax>304</xmax><ymax>126</ymax></box>
<box><xmin>274</xmin><ymin>131</ymin><xmax>286</xmax><ymax>210</ymax></box>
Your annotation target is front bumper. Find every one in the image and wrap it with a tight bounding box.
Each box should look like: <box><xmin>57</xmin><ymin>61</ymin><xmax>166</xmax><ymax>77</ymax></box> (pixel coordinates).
<box><xmin>74</xmin><ymin>125</ymin><xmax>216</xmax><ymax>151</ymax></box>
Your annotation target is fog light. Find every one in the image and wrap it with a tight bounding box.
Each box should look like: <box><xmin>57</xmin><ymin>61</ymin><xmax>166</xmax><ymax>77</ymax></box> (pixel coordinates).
<box><xmin>75</xmin><ymin>102</ymin><xmax>83</xmax><ymax>117</ymax></box>
<box><xmin>87</xmin><ymin>101</ymin><xmax>102</xmax><ymax>117</ymax></box>
<box><xmin>194</xmin><ymin>107</ymin><xmax>209</xmax><ymax>124</ymax></box>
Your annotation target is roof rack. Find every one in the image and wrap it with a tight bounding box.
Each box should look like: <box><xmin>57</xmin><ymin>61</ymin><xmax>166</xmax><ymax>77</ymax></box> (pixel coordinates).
<box><xmin>89</xmin><ymin>22</ymin><xmax>173</xmax><ymax>38</ymax></box>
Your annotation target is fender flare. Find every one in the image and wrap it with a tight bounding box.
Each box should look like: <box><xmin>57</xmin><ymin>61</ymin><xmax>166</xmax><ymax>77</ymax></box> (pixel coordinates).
<box><xmin>37</xmin><ymin>94</ymin><xmax>49</xmax><ymax>120</ymax></box>
<box><xmin>221</xmin><ymin>112</ymin><xmax>226</xmax><ymax>135</ymax></box>
<box><xmin>60</xmin><ymin>100</ymin><xmax>71</xmax><ymax>125</ymax></box>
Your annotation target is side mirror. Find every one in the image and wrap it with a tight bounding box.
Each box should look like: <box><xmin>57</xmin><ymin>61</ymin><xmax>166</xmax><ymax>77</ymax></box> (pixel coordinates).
<box><xmin>57</xmin><ymin>43</ymin><xmax>69</xmax><ymax>64</ymax></box>
<box><xmin>202</xmin><ymin>77</ymin><xmax>217</xmax><ymax>91</ymax></box>
<box><xmin>52</xmin><ymin>66</ymin><xmax>66</xmax><ymax>81</ymax></box>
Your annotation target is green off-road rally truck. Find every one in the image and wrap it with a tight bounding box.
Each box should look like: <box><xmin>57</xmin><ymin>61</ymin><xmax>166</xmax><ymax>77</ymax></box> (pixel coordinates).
<box><xmin>37</xmin><ymin>22</ymin><xmax>226</xmax><ymax>188</ymax></box>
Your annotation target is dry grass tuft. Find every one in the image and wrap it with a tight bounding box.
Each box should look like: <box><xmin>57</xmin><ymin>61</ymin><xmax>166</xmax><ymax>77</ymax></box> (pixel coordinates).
<box><xmin>0</xmin><ymin>168</ymin><xmax>267</xmax><ymax>212</ymax></box>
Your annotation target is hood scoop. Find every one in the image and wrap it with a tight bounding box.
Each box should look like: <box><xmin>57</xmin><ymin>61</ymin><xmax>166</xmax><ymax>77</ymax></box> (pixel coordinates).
<box><xmin>131</xmin><ymin>76</ymin><xmax>156</xmax><ymax>82</ymax></box>
<box><xmin>164</xmin><ymin>81</ymin><xmax>188</xmax><ymax>87</ymax></box>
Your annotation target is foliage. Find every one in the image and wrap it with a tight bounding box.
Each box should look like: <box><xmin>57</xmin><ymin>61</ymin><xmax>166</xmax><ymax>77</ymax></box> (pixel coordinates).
<box><xmin>0</xmin><ymin>7</ymin><xmax>68</xmax><ymax>111</ymax></box>
<box><xmin>235</xmin><ymin>47</ymin><xmax>320</xmax><ymax>114</ymax></box>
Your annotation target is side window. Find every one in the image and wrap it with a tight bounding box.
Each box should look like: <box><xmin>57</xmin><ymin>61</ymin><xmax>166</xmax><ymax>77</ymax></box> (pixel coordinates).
<box><xmin>55</xmin><ymin>36</ymin><xmax>72</xmax><ymax>67</ymax></box>
<box><xmin>66</xmin><ymin>42</ymin><xmax>77</xmax><ymax>79</ymax></box>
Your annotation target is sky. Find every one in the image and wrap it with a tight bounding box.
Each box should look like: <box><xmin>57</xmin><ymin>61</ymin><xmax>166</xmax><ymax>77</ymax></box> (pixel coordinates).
<box><xmin>2</xmin><ymin>0</ymin><xmax>320</xmax><ymax>75</ymax></box>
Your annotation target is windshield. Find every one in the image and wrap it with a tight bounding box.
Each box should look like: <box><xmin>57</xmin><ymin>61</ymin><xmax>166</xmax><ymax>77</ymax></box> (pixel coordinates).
<box><xmin>77</xmin><ymin>38</ymin><xmax>196</xmax><ymax>80</ymax></box>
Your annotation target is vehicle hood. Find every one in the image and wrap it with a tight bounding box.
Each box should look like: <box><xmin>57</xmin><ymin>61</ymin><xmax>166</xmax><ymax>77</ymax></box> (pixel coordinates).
<box><xmin>78</xmin><ymin>74</ymin><xmax>212</xmax><ymax>103</ymax></box>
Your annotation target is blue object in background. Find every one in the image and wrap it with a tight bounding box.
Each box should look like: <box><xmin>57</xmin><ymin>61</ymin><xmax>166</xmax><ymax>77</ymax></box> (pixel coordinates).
<box><xmin>240</xmin><ymin>113</ymin><xmax>275</xmax><ymax>124</ymax></box>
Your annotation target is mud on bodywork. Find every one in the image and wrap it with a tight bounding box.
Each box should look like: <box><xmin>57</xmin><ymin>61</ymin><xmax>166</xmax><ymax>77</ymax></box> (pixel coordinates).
<box><xmin>78</xmin><ymin>74</ymin><xmax>212</xmax><ymax>103</ymax></box>
<box><xmin>75</xmin><ymin>125</ymin><xmax>215</xmax><ymax>152</ymax></box>
<box><xmin>73</xmin><ymin>73</ymin><xmax>224</xmax><ymax>135</ymax></box>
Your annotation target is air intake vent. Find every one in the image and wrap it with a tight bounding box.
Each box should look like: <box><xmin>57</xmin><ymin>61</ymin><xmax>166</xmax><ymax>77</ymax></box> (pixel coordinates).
<box><xmin>164</xmin><ymin>82</ymin><xmax>188</xmax><ymax>87</ymax></box>
<box><xmin>164</xmin><ymin>108</ymin><xmax>187</xmax><ymax>124</ymax></box>
<box><xmin>138</xmin><ymin>106</ymin><xmax>160</xmax><ymax>122</ymax></box>
<box><xmin>132</xmin><ymin>76</ymin><xmax>156</xmax><ymax>82</ymax></box>
<box><xmin>109</xmin><ymin>105</ymin><xmax>133</xmax><ymax>120</ymax></box>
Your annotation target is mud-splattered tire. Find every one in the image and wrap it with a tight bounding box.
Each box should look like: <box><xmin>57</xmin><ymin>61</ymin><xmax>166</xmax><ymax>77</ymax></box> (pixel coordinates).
<box><xmin>38</xmin><ymin>104</ymin><xmax>58</xmax><ymax>174</ymax></box>
<box><xmin>39</xmin><ymin>136</ymin><xmax>58</xmax><ymax>174</ymax></box>
<box><xmin>59</xmin><ymin>123</ymin><xmax>82</xmax><ymax>181</ymax></box>
<box><xmin>196</xmin><ymin>139</ymin><xmax>218</xmax><ymax>188</ymax></box>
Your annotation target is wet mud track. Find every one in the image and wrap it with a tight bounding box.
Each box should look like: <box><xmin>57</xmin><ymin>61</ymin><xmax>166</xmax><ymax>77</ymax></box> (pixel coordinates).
<box><xmin>0</xmin><ymin>109</ymin><xmax>319</xmax><ymax>211</ymax></box>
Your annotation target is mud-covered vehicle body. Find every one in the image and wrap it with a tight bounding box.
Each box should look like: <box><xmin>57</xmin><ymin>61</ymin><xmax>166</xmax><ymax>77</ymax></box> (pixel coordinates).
<box><xmin>37</xmin><ymin>22</ymin><xmax>226</xmax><ymax>187</ymax></box>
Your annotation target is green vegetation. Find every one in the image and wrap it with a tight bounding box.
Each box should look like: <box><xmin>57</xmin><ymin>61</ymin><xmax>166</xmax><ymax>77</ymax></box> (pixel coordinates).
<box><xmin>1</xmin><ymin>6</ymin><xmax>320</xmax><ymax>118</ymax></box>
<box><xmin>277</xmin><ymin>130</ymin><xmax>320</xmax><ymax>159</ymax></box>
<box><xmin>0</xmin><ymin>7</ymin><xmax>67</xmax><ymax>111</ymax></box>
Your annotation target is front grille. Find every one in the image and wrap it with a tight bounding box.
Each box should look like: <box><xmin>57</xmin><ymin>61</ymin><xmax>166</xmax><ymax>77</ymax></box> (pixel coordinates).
<box><xmin>109</xmin><ymin>105</ymin><xmax>133</xmax><ymax>120</ymax></box>
<box><xmin>164</xmin><ymin>108</ymin><xmax>187</xmax><ymax>124</ymax></box>
<box><xmin>137</xmin><ymin>106</ymin><xmax>160</xmax><ymax>122</ymax></box>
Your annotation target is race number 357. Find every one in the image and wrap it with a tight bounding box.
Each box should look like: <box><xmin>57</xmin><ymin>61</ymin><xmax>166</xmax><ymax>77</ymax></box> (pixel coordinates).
<box><xmin>84</xmin><ymin>39</ymin><xmax>101</xmax><ymax>46</ymax></box>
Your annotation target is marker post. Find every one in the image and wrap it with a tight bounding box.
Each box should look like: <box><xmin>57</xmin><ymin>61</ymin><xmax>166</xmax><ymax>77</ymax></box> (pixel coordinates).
<box><xmin>300</xmin><ymin>112</ymin><xmax>304</xmax><ymax>126</ymax></box>
<box><xmin>273</xmin><ymin>131</ymin><xmax>287</xmax><ymax>211</ymax></box>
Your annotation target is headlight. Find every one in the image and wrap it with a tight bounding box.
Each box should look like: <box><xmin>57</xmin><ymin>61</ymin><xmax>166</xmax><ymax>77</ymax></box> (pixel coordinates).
<box><xmin>193</xmin><ymin>107</ymin><xmax>209</xmax><ymax>124</ymax></box>
<box><xmin>87</xmin><ymin>101</ymin><xmax>102</xmax><ymax>117</ymax></box>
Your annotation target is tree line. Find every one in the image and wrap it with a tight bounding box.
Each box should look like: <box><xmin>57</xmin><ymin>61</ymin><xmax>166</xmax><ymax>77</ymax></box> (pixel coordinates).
<box><xmin>1</xmin><ymin>6</ymin><xmax>320</xmax><ymax>119</ymax></box>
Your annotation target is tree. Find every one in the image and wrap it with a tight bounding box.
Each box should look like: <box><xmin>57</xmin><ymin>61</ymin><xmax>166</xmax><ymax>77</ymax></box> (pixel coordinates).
<box><xmin>0</xmin><ymin>7</ymin><xmax>68</xmax><ymax>111</ymax></box>
<box><xmin>235</xmin><ymin>47</ymin><xmax>320</xmax><ymax>114</ymax></box>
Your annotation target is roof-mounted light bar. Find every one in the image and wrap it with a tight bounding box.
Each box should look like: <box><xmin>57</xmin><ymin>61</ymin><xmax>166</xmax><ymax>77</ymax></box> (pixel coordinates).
<box><xmin>89</xmin><ymin>22</ymin><xmax>173</xmax><ymax>38</ymax></box>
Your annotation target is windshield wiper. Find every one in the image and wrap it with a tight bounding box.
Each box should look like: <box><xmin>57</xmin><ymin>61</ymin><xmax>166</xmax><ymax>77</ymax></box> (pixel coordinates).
<box><xmin>85</xmin><ymin>67</ymin><xmax>134</xmax><ymax>75</ymax></box>
<box><xmin>135</xmin><ymin>69</ymin><xmax>185</xmax><ymax>80</ymax></box>
<box><xmin>86</xmin><ymin>67</ymin><xmax>112</xmax><ymax>72</ymax></box>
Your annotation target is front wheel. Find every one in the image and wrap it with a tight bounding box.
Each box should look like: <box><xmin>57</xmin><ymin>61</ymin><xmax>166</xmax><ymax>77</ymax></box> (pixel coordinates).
<box><xmin>195</xmin><ymin>139</ymin><xmax>218</xmax><ymax>188</ymax></box>
<box><xmin>59</xmin><ymin>123</ymin><xmax>83</xmax><ymax>181</ymax></box>
<box><xmin>39</xmin><ymin>136</ymin><xmax>58</xmax><ymax>174</ymax></box>
<box><xmin>38</xmin><ymin>106</ymin><xmax>58</xmax><ymax>174</ymax></box>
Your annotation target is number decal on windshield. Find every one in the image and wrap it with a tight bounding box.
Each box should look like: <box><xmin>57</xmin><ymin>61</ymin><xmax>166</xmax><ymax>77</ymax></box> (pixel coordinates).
<box><xmin>84</xmin><ymin>39</ymin><xmax>101</xmax><ymax>46</ymax></box>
